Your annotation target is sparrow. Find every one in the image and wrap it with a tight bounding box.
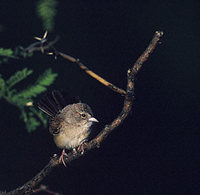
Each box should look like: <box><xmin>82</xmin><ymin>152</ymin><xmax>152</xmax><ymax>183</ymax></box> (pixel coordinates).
<box><xmin>38</xmin><ymin>90</ymin><xmax>98</xmax><ymax>166</ymax></box>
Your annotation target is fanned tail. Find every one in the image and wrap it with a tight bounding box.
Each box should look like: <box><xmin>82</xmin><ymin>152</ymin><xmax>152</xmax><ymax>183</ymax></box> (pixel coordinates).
<box><xmin>38</xmin><ymin>90</ymin><xmax>67</xmax><ymax>117</ymax></box>
<box><xmin>38</xmin><ymin>90</ymin><xmax>80</xmax><ymax>117</ymax></box>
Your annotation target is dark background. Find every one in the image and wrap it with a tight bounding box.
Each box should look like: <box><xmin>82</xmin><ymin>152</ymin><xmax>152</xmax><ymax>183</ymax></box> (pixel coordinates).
<box><xmin>0</xmin><ymin>0</ymin><xmax>200</xmax><ymax>194</ymax></box>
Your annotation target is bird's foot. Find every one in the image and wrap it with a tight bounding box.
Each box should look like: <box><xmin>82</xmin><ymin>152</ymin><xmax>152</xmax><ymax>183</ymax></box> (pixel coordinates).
<box><xmin>59</xmin><ymin>149</ymin><xmax>67</xmax><ymax>167</ymax></box>
<box><xmin>78</xmin><ymin>143</ymin><xmax>87</xmax><ymax>155</ymax></box>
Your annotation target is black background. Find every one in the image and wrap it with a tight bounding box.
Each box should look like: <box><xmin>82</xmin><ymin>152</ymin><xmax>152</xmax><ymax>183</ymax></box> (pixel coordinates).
<box><xmin>0</xmin><ymin>0</ymin><xmax>200</xmax><ymax>194</ymax></box>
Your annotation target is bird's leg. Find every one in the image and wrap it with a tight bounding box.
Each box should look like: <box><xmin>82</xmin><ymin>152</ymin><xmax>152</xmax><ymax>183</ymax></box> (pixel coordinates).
<box><xmin>59</xmin><ymin>149</ymin><xmax>67</xmax><ymax>167</ymax></box>
<box><xmin>78</xmin><ymin>142</ymin><xmax>87</xmax><ymax>154</ymax></box>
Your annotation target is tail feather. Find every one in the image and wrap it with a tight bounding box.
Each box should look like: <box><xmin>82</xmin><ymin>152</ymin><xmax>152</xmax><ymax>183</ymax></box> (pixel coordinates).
<box><xmin>38</xmin><ymin>101</ymin><xmax>53</xmax><ymax>116</ymax></box>
<box><xmin>38</xmin><ymin>90</ymin><xmax>66</xmax><ymax>117</ymax></box>
<box><xmin>38</xmin><ymin>90</ymin><xmax>79</xmax><ymax>117</ymax></box>
<box><xmin>52</xmin><ymin>90</ymin><xmax>66</xmax><ymax>110</ymax></box>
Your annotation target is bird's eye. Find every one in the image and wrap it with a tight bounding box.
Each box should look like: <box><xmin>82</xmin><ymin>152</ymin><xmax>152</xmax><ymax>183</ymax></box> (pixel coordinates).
<box><xmin>81</xmin><ymin>113</ymin><xmax>86</xmax><ymax>118</ymax></box>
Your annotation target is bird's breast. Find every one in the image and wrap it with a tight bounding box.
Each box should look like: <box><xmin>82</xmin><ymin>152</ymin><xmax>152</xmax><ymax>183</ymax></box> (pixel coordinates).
<box><xmin>53</xmin><ymin>124</ymin><xmax>91</xmax><ymax>149</ymax></box>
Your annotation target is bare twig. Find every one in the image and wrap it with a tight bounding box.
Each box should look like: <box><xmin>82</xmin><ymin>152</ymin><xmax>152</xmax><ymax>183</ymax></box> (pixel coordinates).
<box><xmin>58</xmin><ymin>52</ymin><xmax>127</xmax><ymax>95</ymax></box>
<box><xmin>3</xmin><ymin>31</ymin><xmax>163</xmax><ymax>195</ymax></box>
<box><xmin>31</xmin><ymin>184</ymin><xmax>61</xmax><ymax>195</ymax></box>
<box><xmin>21</xmin><ymin>32</ymin><xmax>126</xmax><ymax>95</ymax></box>
<box><xmin>20</xmin><ymin>36</ymin><xmax>59</xmax><ymax>54</ymax></box>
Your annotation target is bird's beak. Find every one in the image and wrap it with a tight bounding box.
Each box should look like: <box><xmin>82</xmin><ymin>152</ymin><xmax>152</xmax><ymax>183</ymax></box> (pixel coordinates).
<box><xmin>88</xmin><ymin>117</ymin><xmax>99</xmax><ymax>123</ymax></box>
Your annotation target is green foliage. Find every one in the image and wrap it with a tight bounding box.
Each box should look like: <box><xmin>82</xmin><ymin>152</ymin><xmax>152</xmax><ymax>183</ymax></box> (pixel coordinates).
<box><xmin>29</xmin><ymin>107</ymin><xmax>48</xmax><ymax>127</ymax></box>
<box><xmin>26</xmin><ymin>115</ymin><xmax>41</xmax><ymax>132</ymax></box>
<box><xmin>36</xmin><ymin>0</ymin><xmax>58</xmax><ymax>32</ymax></box>
<box><xmin>0</xmin><ymin>1</ymin><xmax>59</xmax><ymax>133</ymax></box>
<box><xmin>0</xmin><ymin>68</ymin><xmax>58</xmax><ymax>132</ymax></box>
<box><xmin>21</xmin><ymin>108</ymin><xmax>46</xmax><ymax>133</ymax></box>
<box><xmin>0</xmin><ymin>74</ymin><xmax>6</xmax><ymax>98</ymax></box>
<box><xmin>6</xmin><ymin>68</ymin><xmax>33</xmax><ymax>89</ymax></box>
<box><xmin>0</xmin><ymin>48</ymin><xmax>19</xmax><ymax>64</ymax></box>
<box><xmin>12</xmin><ymin>68</ymin><xmax>57</xmax><ymax>103</ymax></box>
<box><xmin>0</xmin><ymin>48</ymin><xmax>15</xmax><ymax>58</ymax></box>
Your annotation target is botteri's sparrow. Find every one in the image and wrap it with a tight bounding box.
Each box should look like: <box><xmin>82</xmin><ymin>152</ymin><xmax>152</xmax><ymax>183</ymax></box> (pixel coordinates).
<box><xmin>38</xmin><ymin>90</ymin><xmax>98</xmax><ymax>166</ymax></box>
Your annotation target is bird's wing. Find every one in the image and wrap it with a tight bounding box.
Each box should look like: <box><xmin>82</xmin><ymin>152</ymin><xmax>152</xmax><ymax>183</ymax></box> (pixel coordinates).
<box><xmin>49</xmin><ymin>114</ymin><xmax>63</xmax><ymax>135</ymax></box>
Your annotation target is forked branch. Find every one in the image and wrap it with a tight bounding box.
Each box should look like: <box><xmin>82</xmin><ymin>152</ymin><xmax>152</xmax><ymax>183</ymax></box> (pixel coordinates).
<box><xmin>2</xmin><ymin>31</ymin><xmax>163</xmax><ymax>195</ymax></box>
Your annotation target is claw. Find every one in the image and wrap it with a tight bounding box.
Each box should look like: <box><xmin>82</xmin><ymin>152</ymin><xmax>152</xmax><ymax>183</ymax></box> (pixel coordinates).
<box><xmin>59</xmin><ymin>149</ymin><xmax>67</xmax><ymax>167</ymax></box>
<box><xmin>78</xmin><ymin>143</ymin><xmax>87</xmax><ymax>154</ymax></box>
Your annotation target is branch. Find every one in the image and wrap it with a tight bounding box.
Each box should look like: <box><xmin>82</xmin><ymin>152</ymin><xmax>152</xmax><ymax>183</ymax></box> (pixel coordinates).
<box><xmin>3</xmin><ymin>31</ymin><xmax>163</xmax><ymax>195</ymax></box>
<box><xmin>20</xmin><ymin>37</ymin><xmax>59</xmax><ymax>54</ymax></box>
<box><xmin>22</xmin><ymin>32</ymin><xmax>126</xmax><ymax>95</ymax></box>
<box><xmin>58</xmin><ymin>52</ymin><xmax>127</xmax><ymax>95</ymax></box>
<box><xmin>31</xmin><ymin>184</ymin><xmax>61</xmax><ymax>195</ymax></box>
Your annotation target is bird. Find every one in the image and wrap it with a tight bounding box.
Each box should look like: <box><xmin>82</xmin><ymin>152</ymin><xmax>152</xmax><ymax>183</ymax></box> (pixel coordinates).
<box><xmin>38</xmin><ymin>90</ymin><xmax>98</xmax><ymax>166</ymax></box>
